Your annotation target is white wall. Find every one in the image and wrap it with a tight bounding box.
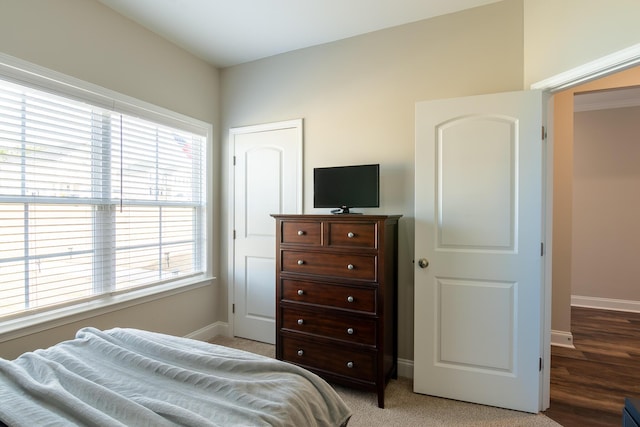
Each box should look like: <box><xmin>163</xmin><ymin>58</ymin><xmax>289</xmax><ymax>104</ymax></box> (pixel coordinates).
<box><xmin>0</xmin><ymin>0</ymin><xmax>221</xmax><ymax>358</ymax></box>
<box><xmin>572</xmin><ymin>106</ymin><xmax>640</xmax><ymax>302</ymax></box>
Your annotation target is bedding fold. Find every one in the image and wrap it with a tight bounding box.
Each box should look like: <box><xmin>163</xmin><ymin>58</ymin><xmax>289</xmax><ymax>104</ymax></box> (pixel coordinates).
<box><xmin>0</xmin><ymin>327</ymin><xmax>351</xmax><ymax>427</ymax></box>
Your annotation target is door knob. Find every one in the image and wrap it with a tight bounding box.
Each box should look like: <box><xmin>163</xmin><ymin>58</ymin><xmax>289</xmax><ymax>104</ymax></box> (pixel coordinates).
<box><xmin>418</xmin><ymin>258</ymin><xmax>429</xmax><ymax>268</ymax></box>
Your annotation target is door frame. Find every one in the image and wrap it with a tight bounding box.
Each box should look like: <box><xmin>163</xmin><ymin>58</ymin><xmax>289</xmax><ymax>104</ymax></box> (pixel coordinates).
<box><xmin>533</xmin><ymin>42</ymin><xmax>640</xmax><ymax>409</ymax></box>
<box><xmin>226</xmin><ymin>119</ymin><xmax>303</xmax><ymax>339</ymax></box>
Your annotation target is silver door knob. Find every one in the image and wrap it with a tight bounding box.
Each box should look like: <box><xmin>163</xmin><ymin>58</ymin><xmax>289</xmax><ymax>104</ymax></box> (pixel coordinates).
<box><xmin>297</xmin><ymin>350</ymin><xmax>304</xmax><ymax>356</ymax></box>
<box><xmin>347</xmin><ymin>232</ymin><xmax>355</xmax><ymax>238</ymax></box>
<box><xmin>297</xmin><ymin>230</ymin><xmax>305</xmax><ymax>236</ymax></box>
<box><xmin>347</xmin><ymin>264</ymin><xmax>354</xmax><ymax>270</ymax></box>
<box><xmin>297</xmin><ymin>319</ymin><xmax>304</xmax><ymax>325</ymax></box>
<box><xmin>297</xmin><ymin>259</ymin><xmax>304</xmax><ymax>265</ymax></box>
<box><xmin>346</xmin><ymin>361</ymin><xmax>354</xmax><ymax>368</ymax></box>
<box><xmin>418</xmin><ymin>258</ymin><xmax>429</xmax><ymax>268</ymax></box>
<box><xmin>297</xmin><ymin>289</ymin><xmax>304</xmax><ymax>296</ymax></box>
<box><xmin>347</xmin><ymin>328</ymin><xmax>354</xmax><ymax>335</ymax></box>
<box><xmin>347</xmin><ymin>296</ymin><xmax>354</xmax><ymax>303</ymax></box>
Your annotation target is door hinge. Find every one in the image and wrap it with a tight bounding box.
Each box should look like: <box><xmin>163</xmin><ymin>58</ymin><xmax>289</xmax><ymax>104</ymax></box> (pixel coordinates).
<box><xmin>233</xmin><ymin>155</ymin><xmax>236</xmax><ymax>166</ymax></box>
<box><xmin>539</xmin><ymin>357</ymin><xmax>543</xmax><ymax>372</ymax></box>
<box><xmin>541</xmin><ymin>126</ymin><xmax>547</xmax><ymax>140</ymax></box>
<box><xmin>232</xmin><ymin>304</ymin><xmax>235</xmax><ymax>314</ymax></box>
<box><xmin>233</xmin><ymin>230</ymin><xmax>236</xmax><ymax>240</ymax></box>
<box><xmin>541</xmin><ymin>242</ymin><xmax>544</xmax><ymax>256</ymax></box>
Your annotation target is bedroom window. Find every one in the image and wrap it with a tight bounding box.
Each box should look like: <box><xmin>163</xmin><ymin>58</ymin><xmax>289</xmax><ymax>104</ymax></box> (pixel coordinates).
<box><xmin>0</xmin><ymin>68</ymin><xmax>208</xmax><ymax>320</ymax></box>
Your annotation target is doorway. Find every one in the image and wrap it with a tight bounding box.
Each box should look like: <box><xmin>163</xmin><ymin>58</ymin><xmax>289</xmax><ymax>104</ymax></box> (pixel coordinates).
<box><xmin>571</xmin><ymin>86</ymin><xmax>640</xmax><ymax>309</ymax></box>
<box><xmin>531</xmin><ymin>43</ymin><xmax>640</xmax><ymax>409</ymax></box>
<box><xmin>546</xmin><ymin>65</ymin><xmax>640</xmax><ymax>348</ymax></box>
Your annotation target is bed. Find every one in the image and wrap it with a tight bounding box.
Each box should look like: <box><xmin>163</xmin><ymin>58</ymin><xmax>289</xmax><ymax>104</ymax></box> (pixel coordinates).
<box><xmin>0</xmin><ymin>327</ymin><xmax>352</xmax><ymax>426</ymax></box>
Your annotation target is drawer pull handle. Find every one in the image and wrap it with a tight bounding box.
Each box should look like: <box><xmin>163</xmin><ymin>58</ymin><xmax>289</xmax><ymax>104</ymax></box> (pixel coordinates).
<box><xmin>346</xmin><ymin>361</ymin><xmax>354</xmax><ymax>369</ymax></box>
<box><xmin>297</xmin><ymin>350</ymin><xmax>304</xmax><ymax>357</ymax></box>
<box><xmin>297</xmin><ymin>230</ymin><xmax>305</xmax><ymax>236</ymax></box>
<box><xmin>297</xmin><ymin>319</ymin><xmax>304</xmax><ymax>325</ymax></box>
<box><xmin>297</xmin><ymin>289</ymin><xmax>304</xmax><ymax>296</ymax></box>
<box><xmin>297</xmin><ymin>260</ymin><xmax>305</xmax><ymax>265</ymax></box>
<box><xmin>347</xmin><ymin>232</ymin><xmax>355</xmax><ymax>238</ymax></box>
<box><xmin>347</xmin><ymin>296</ymin><xmax>354</xmax><ymax>303</ymax></box>
<box><xmin>347</xmin><ymin>264</ymin><xmax>354</xmax><ymax>270</ymax></box>
<box><xmin>347</xmin><ymin>328</ymin><xmax>354</xmax><ymax>335</ymax></box>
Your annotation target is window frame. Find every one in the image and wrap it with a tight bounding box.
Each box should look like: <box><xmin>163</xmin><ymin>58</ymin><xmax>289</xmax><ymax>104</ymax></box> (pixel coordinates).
<box><xmin>0</xmin><ymin>53</ymin><xmax>214</xmax><ymax>341</ymax></box>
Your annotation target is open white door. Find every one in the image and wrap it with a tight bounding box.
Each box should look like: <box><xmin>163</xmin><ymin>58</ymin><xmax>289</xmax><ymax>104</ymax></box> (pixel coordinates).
<box><xmin>414</xmin><ymin>90</ymin><xmax>544</xmax><ymax>413</ymax></box>
<box><xmin>230</xmin><ymin>119</ymin><xmax>302</xmax><ymax>344</ymax></box>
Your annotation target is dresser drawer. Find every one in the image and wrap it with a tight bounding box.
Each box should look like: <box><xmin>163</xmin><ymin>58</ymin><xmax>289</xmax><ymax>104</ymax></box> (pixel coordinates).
<box><xmin>281</xmin><ymin>279</ymin><xmax>376</xmax><ymax>313</ymax></box>
<box><xmin>281</xmin><ymin>335</ymin><xmax>375</xmax><ymax>382</ymax></box>
<box><xmin>282</xmin><ymin>250</ymin><xmax>376</xmax><ymax>281</ymax></box>
<box><xmin>281</xmin><ymin>221</ymin><xmax>322</xmax><ymax>246</ymax></box>
<box><xmin>327</xmin><ymin>222</ymin><xmax>377</xmax><ymax>249</ymax></box>
<box><xmin>281</xmin><ymin>307</ymin><xmax>376</xmax><ymax>345</ymax></box>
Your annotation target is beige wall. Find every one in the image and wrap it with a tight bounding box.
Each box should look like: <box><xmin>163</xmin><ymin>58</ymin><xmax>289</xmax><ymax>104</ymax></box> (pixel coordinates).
<box><xmin>221</xmin><ymin>0</ymin><xmax>640</xmax><ymax>356</ymax></box>
<box><xmin>220</xmin><ymin>0</ymin><xmax>525</xmax><ymax>361</ymax></box>
<box><xmin>573</xmin><ymin>106</ymin><xmax>640</xmax><ymax>301</ymax></box>
<box><xmin>0</xmin><ymin>0</ymin><xmax>221</xmax><ymax>357</ymax></box>
<box><xmin>524</xmin><ymin>0</ymin><xmax>640</xmax><ymax>87</ymax></box>
<box><xmin>0</xmin><ymin>0</ymin><xmax>219</xmax><ymax>124</ymax></box>
<box><xmin>2</xmin><ymin>0</ymin><xmax>640</xmax><ymax>360</ymax></box>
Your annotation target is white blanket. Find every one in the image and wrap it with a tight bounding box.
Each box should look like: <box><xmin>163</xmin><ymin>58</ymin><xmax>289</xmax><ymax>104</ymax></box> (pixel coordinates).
<box><xmin>0</xmin><ymin>327</ymin><xmax>351</xmax><ymax>427</ymax></box>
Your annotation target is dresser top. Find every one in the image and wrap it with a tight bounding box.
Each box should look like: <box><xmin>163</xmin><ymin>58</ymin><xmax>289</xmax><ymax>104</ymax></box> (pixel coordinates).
<box><xmin>271</xmin><ymin>214</ymin><xmax>402</xmax><ymax>220</ymax></box>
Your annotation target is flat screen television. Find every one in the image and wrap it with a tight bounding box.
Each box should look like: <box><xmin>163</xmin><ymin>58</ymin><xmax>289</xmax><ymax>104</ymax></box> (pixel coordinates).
<box><xmin>313</xmin><ymin>164</ymin><xmax>380</xmax><ymax>214</ymax></box>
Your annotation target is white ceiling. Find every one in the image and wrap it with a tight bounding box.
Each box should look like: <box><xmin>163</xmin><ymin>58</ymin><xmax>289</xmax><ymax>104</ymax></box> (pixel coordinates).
<box><xmin>98</xmin><ymin>0</ymin><xmax>502</xmax><ymax>68</ymax></box>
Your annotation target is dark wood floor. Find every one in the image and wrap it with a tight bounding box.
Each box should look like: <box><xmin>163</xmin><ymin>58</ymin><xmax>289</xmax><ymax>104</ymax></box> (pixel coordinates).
<box><xmin>542</xmin><ymin>306</ymin><xmax>640</xmax><ymax>426</ymax></box>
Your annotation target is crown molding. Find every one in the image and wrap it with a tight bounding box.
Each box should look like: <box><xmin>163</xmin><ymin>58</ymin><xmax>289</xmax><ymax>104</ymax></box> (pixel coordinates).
<box><xmin>574</xmin><ymin>86</ymin><xmax>640</xmax><ymax>112</ymax></box>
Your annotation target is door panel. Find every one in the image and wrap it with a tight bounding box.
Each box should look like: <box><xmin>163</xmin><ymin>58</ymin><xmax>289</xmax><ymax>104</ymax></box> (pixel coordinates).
<box><xmin>231</xmin><ymin>120</ymin><xmax>302</xmax><ymax>344</ymax></box>
<box><xmin>438</xmin><ymin>278</ymin><xmax>515</xmax><ymax>371</ymax></box>
<box><xmin>438</xmin><ymin>115</ymin><xmax>515</xmax><ymax>250</ymax></box>
<box><xmin>414</xmin><ymin>91</ymin><xmax>543</xmax><ymax>413</ymax></box>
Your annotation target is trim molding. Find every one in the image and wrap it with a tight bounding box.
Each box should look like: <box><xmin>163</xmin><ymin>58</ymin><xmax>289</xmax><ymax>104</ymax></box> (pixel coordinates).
<box><xmin>531</xmin><ymin>43</ymin><xmax>640</xmax><ymax>92</ymax></box>
<box><xmin>574</xmin><ymin>86</ymin><xmax>640</xmax><ymax>112</ymax></box>
<box><xmin>551</xmin><ymin>330</ymin><xmax>574</xmax><ymax>348</ymax></box>
<box><xmin>572</xmin><ymin>295</ymin><xmax>640</xmax><ymax>313</ymax></box>
<box><xmin>398</xmin><ymin>357</ymin><xmax>414</xmax><ymax>379</ymax></box>
<box><xmin>186</xmin><ymin>321</ymin><xmax>229</xmax><ymax>341</ymax></box>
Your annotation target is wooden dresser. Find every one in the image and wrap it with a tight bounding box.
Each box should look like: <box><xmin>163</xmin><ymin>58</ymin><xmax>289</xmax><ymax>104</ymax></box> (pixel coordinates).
<box><xmin>272</xmin><ymin>214</ymin><xmax>401</xmax><ymax>408</ymax></box>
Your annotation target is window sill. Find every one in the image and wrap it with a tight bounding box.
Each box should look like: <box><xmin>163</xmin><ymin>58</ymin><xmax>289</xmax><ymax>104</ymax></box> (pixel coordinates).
<box><xmin>0</xmin><ymin>275</ymin><xmax>216</xmax><ymax>344</ymax></box>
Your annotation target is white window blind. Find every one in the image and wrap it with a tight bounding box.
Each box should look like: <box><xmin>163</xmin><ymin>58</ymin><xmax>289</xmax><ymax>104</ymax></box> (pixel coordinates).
<box><xmin>0</xmin><ymin>76</ymin><xmax>207</xmax><ymax>319</ymax></box>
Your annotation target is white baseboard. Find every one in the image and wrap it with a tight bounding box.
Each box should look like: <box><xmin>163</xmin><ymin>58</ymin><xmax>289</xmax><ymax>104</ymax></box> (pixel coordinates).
<box><xmin>571</xmin><ymin>295</ymin><xmax>640</xmax><ymax>313</ymax></box>
<box><xmin>551</xmin><ymin>329</ymin><xmax>574</xmax><ymax>348</ymax></box>
<box><xmin>185</xmin><ymin>321</ymin><xmax>229</xmax><ymax>341</ymax></box>
<box><xmin>398</xmin><ymin>357</ymin><xmax>414</xmax><ymax>379</ymax></box>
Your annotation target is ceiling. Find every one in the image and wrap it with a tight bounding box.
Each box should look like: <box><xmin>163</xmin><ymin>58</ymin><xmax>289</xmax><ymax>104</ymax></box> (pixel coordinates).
<box><xmin>98</xmin><ymin>0</ymin><xmax>502</xmax><ymax>68</ymax></box>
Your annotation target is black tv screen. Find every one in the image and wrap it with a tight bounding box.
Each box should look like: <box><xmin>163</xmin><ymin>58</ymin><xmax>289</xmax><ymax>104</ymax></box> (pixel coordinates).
<box><xmin>313</xmin><ymin>164</ymin><xmax>379</xmax><ymax>213</ymax></box>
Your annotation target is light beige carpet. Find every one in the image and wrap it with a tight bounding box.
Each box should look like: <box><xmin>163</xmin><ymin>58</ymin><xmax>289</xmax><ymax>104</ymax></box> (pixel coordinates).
<box><xmin>209</xmin><ymin>336</ymin><xmax>560</xmax><ymax>427</ymax></box>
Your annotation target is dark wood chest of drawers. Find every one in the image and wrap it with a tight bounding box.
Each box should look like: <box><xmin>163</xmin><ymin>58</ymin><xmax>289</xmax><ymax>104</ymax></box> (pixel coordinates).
<box><xmin>272</xmin><ymin>214</ymin><xmax>401</xmax><ymax>408</ymax></box>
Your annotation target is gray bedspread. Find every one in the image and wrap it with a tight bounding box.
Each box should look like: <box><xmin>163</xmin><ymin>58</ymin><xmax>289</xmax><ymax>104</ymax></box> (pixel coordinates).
<box><xmin>0</xmin><ymin>327</ymin><xmax>351</xmax><ymax>426</ymax></box>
